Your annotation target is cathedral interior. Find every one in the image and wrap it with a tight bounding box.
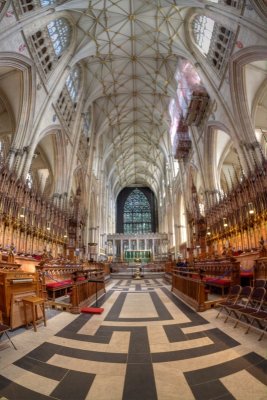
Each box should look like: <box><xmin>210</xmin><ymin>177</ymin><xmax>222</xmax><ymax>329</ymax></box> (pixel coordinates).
<box><xmin>0</xmin><ymin>1</ymin><xmax>267</xmax><ymax>399</ymax></box>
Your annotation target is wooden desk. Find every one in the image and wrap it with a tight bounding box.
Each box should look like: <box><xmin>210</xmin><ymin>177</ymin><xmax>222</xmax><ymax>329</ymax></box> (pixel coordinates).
<box><xmin>22</xmin><ymin>296</ymin><xmax>46</xmax><ymax>332</ymax></box>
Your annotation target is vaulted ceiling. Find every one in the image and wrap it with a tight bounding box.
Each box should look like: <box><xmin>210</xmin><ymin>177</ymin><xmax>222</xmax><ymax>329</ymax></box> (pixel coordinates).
<box><xmin>58</xmin><ymin>0</ymin><xmax>200</xmax><ymax>197</ymax></box>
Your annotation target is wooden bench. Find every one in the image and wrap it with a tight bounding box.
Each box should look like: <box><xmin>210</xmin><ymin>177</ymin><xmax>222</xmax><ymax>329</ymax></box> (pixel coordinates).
<box><xmin>35</xmin><ymin>261</ymin><xmax>84</xmax><ymax>301</ymax></box>
<box><xmin>186</xmin><ymin>258</ymin><xmax>240</xmax><ymax>296</ymax></box>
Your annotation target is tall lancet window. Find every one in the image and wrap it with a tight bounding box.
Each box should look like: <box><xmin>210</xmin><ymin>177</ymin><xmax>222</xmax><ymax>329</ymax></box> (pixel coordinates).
<box><xmin>123</xmin><ymin>189</ymin><xmax>152</xmax><ymax>234</ymax></box>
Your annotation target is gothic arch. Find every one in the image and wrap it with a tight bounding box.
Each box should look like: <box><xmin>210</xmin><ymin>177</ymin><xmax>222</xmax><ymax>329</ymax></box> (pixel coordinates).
<box><xmin>30</xmin><ymin>126</ymin><xmax>68</xmax><ymax>195</ymax></box>
<box><xmin>250</xmin><ymin>0</ymin><xmax>267</xmax><ymax>20</ymax></box>
<box><xmin>0</xmin><ymin>53</ymin><xmax>36</xmax><ymax>152</ymax></box>
<box><xmin>204</xmin><ymin>122</ymin><xmax>232</xmax><ymax>190</ymax></box>
<box><xmin>229</xmin><ymin>46</ymin><xmax>267</xmax><ymax>145</ymax></box>
<box><xmin>251</xmin><ymin>77</ymin><xmax>267</xmax><ymax>126</ymax></box>
<box><xmin>0</xmin><ymin>88</ymin><xmax>15</xmax><ymax>162</ymax></box>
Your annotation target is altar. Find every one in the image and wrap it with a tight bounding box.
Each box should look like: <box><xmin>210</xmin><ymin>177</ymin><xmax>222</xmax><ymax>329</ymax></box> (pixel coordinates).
<box><xmin>124</xmin><ymin>250</ymin><xmax>151</xmax><ymax>262</ymax></box>
<box><xmin>107</xmin><ymin>233</ymin><xmax>168</xmax><ymax>261</ymax></box>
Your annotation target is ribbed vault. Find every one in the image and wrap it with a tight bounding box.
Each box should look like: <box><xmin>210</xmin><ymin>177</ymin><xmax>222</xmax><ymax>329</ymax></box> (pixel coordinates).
<box><xmin>57</xmin><ymin>0</ymin><xmax>198</xmax><ymax>196</ymax></box>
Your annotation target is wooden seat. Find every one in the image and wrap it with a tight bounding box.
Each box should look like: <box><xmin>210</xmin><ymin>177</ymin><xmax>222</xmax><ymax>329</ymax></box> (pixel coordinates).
<box><xmin>22</xmin><ymin>296</ymin><xmax>47</xmax><ymax>332</ymax></box>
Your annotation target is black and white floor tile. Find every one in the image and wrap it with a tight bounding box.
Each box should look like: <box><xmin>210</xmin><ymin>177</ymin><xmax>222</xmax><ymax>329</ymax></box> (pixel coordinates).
<box><xmin>0</xmin><ymin>279</ymin><xmax>266</xmax><ymax>400</ymax></box>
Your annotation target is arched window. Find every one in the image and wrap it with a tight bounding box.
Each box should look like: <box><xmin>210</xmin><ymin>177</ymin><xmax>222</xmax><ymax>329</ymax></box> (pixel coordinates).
<box><xmin>47</xmin><ymin>18</ymin><xmax>71</xmax><ymax>57</ymax></box>
<box><xmin>123</xmin><ymin>189</ymin><xmax>152</xmax><ymax>234</ymax></box>
<box><xmin>30</xmin><ymin>18</ymin><xmax>71</xmax><ymax>77</ymax></box>
<box><xmin>57</xmin><ymin>65</ymin><xmax>81</xmax><ymax>130</ymax></box>
<box><xmin>192</xmin><ymin>15</ymin><xmax>234</xmax><ymax>76</ymax></box>
<box><xmin>192</xmin><ymin>16</ymin><xmax>214</xmax><ymax>55</ymax></box>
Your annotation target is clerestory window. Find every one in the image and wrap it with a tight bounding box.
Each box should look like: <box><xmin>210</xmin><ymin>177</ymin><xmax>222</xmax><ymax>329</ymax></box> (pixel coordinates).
<box><xmin>66</xmin><ymin>66</ymin><xmax>80</xmax><ymax>102</ymax></box>
<box><xmin>17</xmin><ymin>0</ymin><xmax>56</xmax><ymax>14</ymax></box>
<box><xmin>31</xmin><ymin>18</ymin><xmax>71</xmax><ymax>77</ymax></box>
<box><xmin>47</xmin><ymin>18</ymin><xmax>71</xmax><ymax>57</ymax></box>
<box><xmin>192</xmin><ymin>15</ymin><xmax>234</xmax><ymax>76</ymax></box>
<box><xmin>57</xmin><ymin>65</ymin><xmax>81</xmax><ymax>130</ymax></box>
<box><xmin>192</xmin><ymin>15</ymin><xmax>214</xmax><ymax>55</ymax></box>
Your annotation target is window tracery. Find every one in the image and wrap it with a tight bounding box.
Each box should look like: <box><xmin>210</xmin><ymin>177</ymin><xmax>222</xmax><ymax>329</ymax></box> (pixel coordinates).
<box><xmin>123</xmin><ymin>188</ymin><xmax>152</xmax><ymax>234</ymax></box>
<box><xmin>192</xmin><ymin>15</ymin><xmax>235</xmax><ymax>76</ymax></box>
<box><xmin>30</xmin><ymin>18</ymin><xmax>71</xmax><ymax>77</ymax></box>
<box><xmin>47</xmin><ymin>18</ymin><xmax>71</xmax><ymax>57</ymax></box>
<box><xmin>56</xmin><ymin>65</ymin><xmax>81</xmax><ymax>130</ymax></box>
<box><xmin>17</xmin><ymin>0</ymin><xmax>56</xmax><ymax>14</ymax></box>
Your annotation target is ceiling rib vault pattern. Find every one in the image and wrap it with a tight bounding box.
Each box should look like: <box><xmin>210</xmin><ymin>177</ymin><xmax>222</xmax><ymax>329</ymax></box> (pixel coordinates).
<box><xmin>60</xmin><ymin>0</ymin><xmax>197</xmax><ymax>196</ymax></box>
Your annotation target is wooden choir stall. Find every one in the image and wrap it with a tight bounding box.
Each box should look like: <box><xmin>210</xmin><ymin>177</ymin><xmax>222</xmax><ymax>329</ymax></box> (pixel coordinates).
<box><xmin>35</xmin><ymin>259</ymin><xmax>106</xmax><ymax>313</ymax></box>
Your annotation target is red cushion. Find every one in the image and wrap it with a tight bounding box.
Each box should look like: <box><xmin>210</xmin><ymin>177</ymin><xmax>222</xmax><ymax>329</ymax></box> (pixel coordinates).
<box><xmin>240</xmin><ymin>272</ymin><xmax>253</xmax><ymax>277</ymax></box>
<box><xmin>80</xmin><ymin>307</ymin><xmax>104</xmax><ymax>314</ymax></box>
<box><xmin>46</xmin><ymin>279</ymin><xmax>72</xmax><ymax>288</ymax></box>
<box><xmin>205</xmin><ymin>278</ymin><xmax>231</xmax><ymax>286</ymax></box>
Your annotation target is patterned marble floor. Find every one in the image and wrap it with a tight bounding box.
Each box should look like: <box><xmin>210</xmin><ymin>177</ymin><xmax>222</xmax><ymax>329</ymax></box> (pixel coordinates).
<box><xmin>0</xmin><ymin>279</ymin><xmax>266</xmax><ymax>400</ymax></box>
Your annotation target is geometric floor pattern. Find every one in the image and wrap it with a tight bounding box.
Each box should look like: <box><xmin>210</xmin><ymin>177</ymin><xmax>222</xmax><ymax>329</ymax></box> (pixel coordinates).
<box><xmin>0</xmin><ymin>279</ymin><xmax>266</xmax><ymax>399</ymax></box>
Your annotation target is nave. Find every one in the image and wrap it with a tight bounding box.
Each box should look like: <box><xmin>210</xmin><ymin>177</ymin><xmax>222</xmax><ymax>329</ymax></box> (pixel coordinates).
<box><xmin>0</xmin><ymin>279</ymin><xmax>266</xmax><ymax>400</ymax></box>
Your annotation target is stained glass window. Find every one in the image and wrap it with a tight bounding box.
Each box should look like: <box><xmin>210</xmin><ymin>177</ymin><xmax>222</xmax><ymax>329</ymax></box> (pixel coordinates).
<box><xmin>47</xmin><ymin>18</ymin><xmax>71</xmax><ymax>57</ymax></box>
<box><xmin>123</xmin><ymin>189</ymin><xmax>152</xmax><ymax>234</ymax></box>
